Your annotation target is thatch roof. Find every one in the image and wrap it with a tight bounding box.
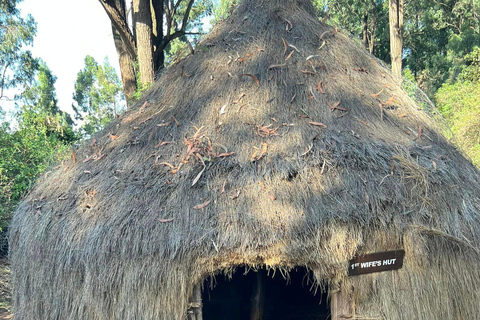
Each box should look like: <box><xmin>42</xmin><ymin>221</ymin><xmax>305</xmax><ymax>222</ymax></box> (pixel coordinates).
<box><xmin>10</xmin><ymin>0</ymin><xmax>480</xmax><ymax>319</ymax></box>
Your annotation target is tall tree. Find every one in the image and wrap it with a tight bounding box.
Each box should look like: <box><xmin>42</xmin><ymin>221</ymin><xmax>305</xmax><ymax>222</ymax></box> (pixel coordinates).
<box><xmin>0</xmin><ymin>0</ymin><xmax>38</xmax><ymax>103</ymax></box>
<box><xmin>389</xmin><ymin>0</ymin><xmax>404</xmax><ymax>79</ymax></box>
<box><xmin>99</xmin><ymin>0</ymin><xmax>211</xmax><ymax>98</ymax></box>
<box><xmin>72</xmin><ymin>56</ymin><xmax>125</xmax><ymax>136</ymax></box>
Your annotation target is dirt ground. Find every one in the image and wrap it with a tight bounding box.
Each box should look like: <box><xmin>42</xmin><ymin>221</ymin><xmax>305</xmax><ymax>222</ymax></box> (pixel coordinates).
<box><xmin>0</xmin><ymin>259</ymin><xmax>13</xmax><ymax>319</ymax></box>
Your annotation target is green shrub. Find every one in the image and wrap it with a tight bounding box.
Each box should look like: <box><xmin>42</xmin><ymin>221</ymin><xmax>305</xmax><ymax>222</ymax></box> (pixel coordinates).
<box><xmin>436</xmin><ymin>74</ymin><xmax>480</xmax><ymax>166</ymax></box>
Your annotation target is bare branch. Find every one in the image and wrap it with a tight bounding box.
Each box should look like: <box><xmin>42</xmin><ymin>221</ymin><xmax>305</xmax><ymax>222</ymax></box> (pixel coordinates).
<box><xmin>345</xmin><ymin>3</ymin><xmax>361</xmax><ymax>19</ymax></box>
<box><xmin>99</xmin><ymin>0</ymin><xmax>137</xmax><ymax>60</ymax></box>
<box><xmin>153</xmin><ymin>0</ymin><xmax>198</xmax><ymax>68</ymax></box>
<box><xmin>0</xmin><ymin>63</ymin><xmax>10</xmax><ymax>101</ymax></box>
<box><xmin>180</xmin><ymin>0</ymin><xmax>195</xmax><ymax>33</ymax></box>
<box><xmin>173</xmin><ymin>0</ymin><xmax>182</xmax><ymax>12</ymax></box>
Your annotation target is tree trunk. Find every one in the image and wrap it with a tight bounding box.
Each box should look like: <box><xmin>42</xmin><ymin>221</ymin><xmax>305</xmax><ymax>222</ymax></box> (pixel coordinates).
<box><xmin>100</xmin><ymin>0</ymin><xmax>137</xmax><ymax>101</ymax></box>
<box><xmin>111</xmin><ymin>0</ymin><xmax>136</xmax><ymax>102</ymax></box>
<box><xmin>152</xmin><ymin>0</ymin><xmax>163</xmax><ymax>43</ymax></box>
<box><xmin>389</xmin><ymin>0</ymin><xmax>404</xmax><ymax>80</ymax></box>
<box><xmin>99</xmin><ymin>0</ymin><xmax>137</xmax><ymax>60</ymax></box>
<box><xmin>133</xmin><ymin>0</ymin><xmax>155</xmax><ymax>86</ymax></box>
<box><xmin>152</xmin><ymin>0</ymin><xmax>164</xmax><ymax>71</ymax></box>
<box><xmin>112</xmin><ymin>25</ymin><xmax>137</xmax><ymax>102</ymax></box>
<box><xmin>362</xmin><ymin>5</ymin><xmax>368</xmax><ymax>50</ymax></box>
<box><xmin>368</xmin><ymin>0</ymin><xmax>376</xmax><ymax>55</ymax></box>
<box><xmin>250</xmin><ymin>272</ymin><xmax>265</xmax><ymax>320</ymax></box>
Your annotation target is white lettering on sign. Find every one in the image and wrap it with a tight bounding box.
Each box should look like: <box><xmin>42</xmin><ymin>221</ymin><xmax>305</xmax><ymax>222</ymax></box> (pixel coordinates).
<box><xmin>350</xmin><ymin>258</ymin><xmax>398</xmax><ymax>270</ymax></box>
<box><xmin>383</xmin><ymin>259</ymin><xmax>396</xmax><ymax>265</ymax></box>
<box><xmin>360</xmin><ymin>261</ymin><xmax>382</xmax><ymax>268</ymax></box>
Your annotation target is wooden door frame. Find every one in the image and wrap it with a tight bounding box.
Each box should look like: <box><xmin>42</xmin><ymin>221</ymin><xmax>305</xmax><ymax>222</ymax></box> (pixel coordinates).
<box><xmin>331</xmin><ymin>288</ymin><xmax>355</xmax><ymax>320</ymax></box>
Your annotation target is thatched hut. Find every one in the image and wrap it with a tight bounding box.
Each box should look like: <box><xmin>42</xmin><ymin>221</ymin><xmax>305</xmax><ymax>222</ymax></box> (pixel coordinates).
<box><xmin>10</xmin><ymin>0</ymin><xmax>480</xmax><ymax>319</ymax></box>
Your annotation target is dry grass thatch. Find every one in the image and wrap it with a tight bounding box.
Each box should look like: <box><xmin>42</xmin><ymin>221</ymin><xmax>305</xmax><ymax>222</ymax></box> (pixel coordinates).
<box><xmin>9</xmin><ymin>0</ymin><xmax>480</xmax><ymax>319</ymax></box>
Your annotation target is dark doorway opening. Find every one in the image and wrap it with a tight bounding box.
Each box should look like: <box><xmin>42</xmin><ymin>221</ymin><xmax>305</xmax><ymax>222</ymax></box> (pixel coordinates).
<box><xmin>202</xmin><ymin>267</ymin><xmax>329</xmax><ymax>320</ymax></box>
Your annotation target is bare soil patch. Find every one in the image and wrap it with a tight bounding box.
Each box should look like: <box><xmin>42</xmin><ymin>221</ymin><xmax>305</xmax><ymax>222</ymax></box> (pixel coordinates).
<box><xmin>0</xmin><ymin>259</ymin><xmax>12</xmax><ymax>319</ymax></box>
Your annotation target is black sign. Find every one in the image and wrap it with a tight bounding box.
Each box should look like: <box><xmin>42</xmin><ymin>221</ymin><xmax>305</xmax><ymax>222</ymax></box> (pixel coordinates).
<box><xmin>348</xmin><ymin>250</ymin><xmax>405</xmax><ymax>276</ymax></box>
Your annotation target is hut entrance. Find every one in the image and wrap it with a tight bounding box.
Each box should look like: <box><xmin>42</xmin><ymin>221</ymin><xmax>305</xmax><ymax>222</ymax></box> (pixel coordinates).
<box><xmin>201</xmin><ymin>267</ymin><xmax>329</xmax><ymax>320</ymax></box>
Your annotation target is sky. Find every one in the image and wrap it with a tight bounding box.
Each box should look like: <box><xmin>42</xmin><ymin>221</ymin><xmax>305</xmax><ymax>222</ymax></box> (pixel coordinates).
<box><xmin>17</xmin><ymin>0</ymin><xmax>120</xmax><ymax>115</ymax></box>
